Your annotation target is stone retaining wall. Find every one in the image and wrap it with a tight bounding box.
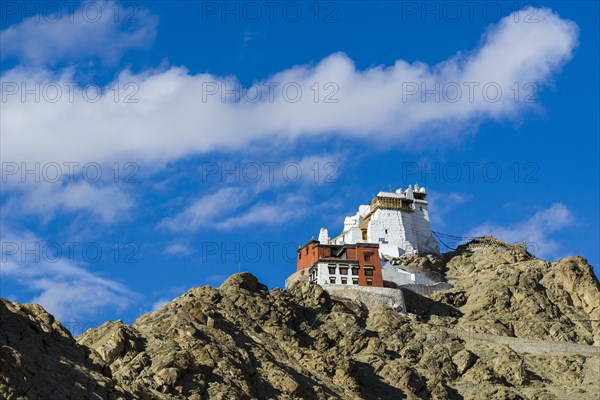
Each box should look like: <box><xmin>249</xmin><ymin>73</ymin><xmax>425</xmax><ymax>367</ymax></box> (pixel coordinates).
<box><xmin>401</xmin><ymin>282</ymin><xmax>453</xmax><ymax>295</ymax></box>
<box><xmin>443</xmin><ymin>327</ymin><xmax>600</xmax><ymax>355</ymax></box>
<box><xmin>322</xmin><ymin>284</ymin><xmax>406</xmax><ymax>313</ymax></box>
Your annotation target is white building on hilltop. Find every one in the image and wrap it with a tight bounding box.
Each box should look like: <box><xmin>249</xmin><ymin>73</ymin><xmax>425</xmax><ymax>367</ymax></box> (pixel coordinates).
<box><xmin>322</xmin><ymin>184</ymin><xmax>439</xmax><ymax>258</ymax></box>
<box><xmin>287</xmin><ymin>184</ymin><xmax>450</xmax><ymax>298</ymax></box>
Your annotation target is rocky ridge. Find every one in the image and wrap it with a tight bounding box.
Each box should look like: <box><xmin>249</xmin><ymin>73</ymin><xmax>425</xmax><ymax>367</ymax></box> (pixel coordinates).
<box><xmin>1</xmin><ymin>237</ymin><xmax>599</xmax><ymax>399</ymax></box>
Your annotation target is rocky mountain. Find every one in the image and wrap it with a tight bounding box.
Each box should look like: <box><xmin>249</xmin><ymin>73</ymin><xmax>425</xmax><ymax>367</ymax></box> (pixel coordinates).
<box><xmin>1</xmin><ymin>237</ymin><xmax>599</xmax><ymax>399</ymax></box>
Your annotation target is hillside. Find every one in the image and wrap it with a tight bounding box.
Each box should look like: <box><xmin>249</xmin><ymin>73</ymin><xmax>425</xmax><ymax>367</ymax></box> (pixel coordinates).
<box><xmin>1</xmin><ymin>237</ymin><xmax>599</xmax><ymax>399</ymax></box>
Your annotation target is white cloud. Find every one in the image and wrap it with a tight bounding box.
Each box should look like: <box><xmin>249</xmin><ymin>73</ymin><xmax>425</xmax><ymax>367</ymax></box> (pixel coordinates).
<box><xmin>215</xmin><ymin>194</ymin><xmax>308</xmax><ymax>229</ymax></box>
<box><xmin>428</xmin><ymin>191</ymin><xmax>473</xmax><ymax>227</ymax></box>
<box><xmin>2</xmin><ymin>180</ymin><xmax>134</xmax><ymax>224</ymax></box>
<box><xmin>1</xmin><ymin>8</ymin><xmax>579</xmax><ymax>166</ymax></box>
<box><xmin>0</xmin><ymin>1</ymin><xmax>157</xmax><ymax>66</ymax></box>
<box><xmin>159</xmin><ymin>187</ymin><xmax>246</xmax><ymax>232</ymax></box>
<box><xmin>151</xmin><ymin>297</ymin><xmax>169</xmax><ymax>311</ymax></box>
<box><xmin>1</xmin><ymin>226</ymin><xmax>137</xmax><ymax>321</ymax></box>
<box><xmin>163</xmin><ymin>243</ymin><xmax>194</xmax><ymax>256</ymax></box>
<box><xmin>467</xmin><ymin>203</ymin><xmax>575</xmax><ymax>259</ymax></box>
<box><xmin>160</xmin><ymin>187</ymin><xmax>309</xmax><ymax>232</ymax></box>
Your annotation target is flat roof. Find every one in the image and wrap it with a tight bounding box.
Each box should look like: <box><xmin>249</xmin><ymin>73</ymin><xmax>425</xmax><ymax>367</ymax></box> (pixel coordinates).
<box><xmin>298</xmin><ymin>240</ymin><xmax>380</xmax><ymax>251</ymax></box>
<box><xmin>375</xmin><ymin>191</ymin><xmax>406</xmax><ymax>199</ymax></box>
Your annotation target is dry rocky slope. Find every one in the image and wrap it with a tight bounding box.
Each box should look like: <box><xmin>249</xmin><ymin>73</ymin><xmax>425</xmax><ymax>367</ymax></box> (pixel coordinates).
<box><xmin>1</xmin><ymin>237</ymin><xmax>599</xmax><ymax>400</ymax></box>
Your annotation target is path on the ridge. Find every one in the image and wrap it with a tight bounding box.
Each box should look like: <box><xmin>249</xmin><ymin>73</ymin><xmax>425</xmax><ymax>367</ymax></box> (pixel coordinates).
<box><xmin>430</xmin><ymin>326</ymin><xmax>600</xmax><ymax>355</ymax></box>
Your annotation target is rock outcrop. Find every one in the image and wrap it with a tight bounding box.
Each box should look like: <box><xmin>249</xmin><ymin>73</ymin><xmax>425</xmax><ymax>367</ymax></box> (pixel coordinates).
<box><xmin>0</xmin><ymin>300</ymin><xmax>131</xmax><ymax>400</ymax></box>
<box><xmin>430</xmin><ymin>238</ymin><xmax>600</xmax><ymax>346</ymax></box>
<box><xmin>1</xmin><ymin>240</ymin><xmax>599</xmax><ymax>399</ymax></box>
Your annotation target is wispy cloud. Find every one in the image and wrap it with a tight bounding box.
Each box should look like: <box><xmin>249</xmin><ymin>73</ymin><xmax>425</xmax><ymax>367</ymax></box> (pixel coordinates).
<box><xmin>215</xmin><ymin>193</ymin><xmax>308</xmax><ymax>230</ymax></box>
<box><xmin>151</xmin><ymin>297</ymin><xmax>170</xmax><ymax>311</ymax></box>
<box><xmin>2</xmin><ymin>8</ymin><xmax>579</xmax><ymax>166</ymax></box>
<box><xmin>0</xmin><ymin>1</ymin><xmax>158</xmax><ymax>66</ymax></box>
<box><xmin>428</xmin><ymin>191</ymin><xmax>473</xmax><ymax>227</ymax></box>
<box><xmin>2</xmin><ymin>180</ymin><xmax>135</xmax><ymax>225</ymax></box>
<box><xmin>158</xmin><ymin>187</ymin><xmax>246</xmax><ymax>232</ymax></box>
<box><xmin>163</xmin><ymin>243</ymin><xmax>194</xmax><ymax>256</ymax></box>
<box><xmin>1</xmin><ymin>226</ymin><xmax>137</xmax><ymax>321</ymax></box>
<box><xmin>159</xmin><ymin>187</ymin><xmax>309</xmax><ymax>232</ymax></box>
<box><xmin>467</xmin><ymin>203</ymin><xmax>575</xmax><ymax>259</ymax></box>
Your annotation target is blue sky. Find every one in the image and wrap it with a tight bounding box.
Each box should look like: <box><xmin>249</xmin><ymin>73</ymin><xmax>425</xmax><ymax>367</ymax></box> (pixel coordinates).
<box><xmin>0</xmin><ymin>1</ymin><xmax>598</xmax><ymax>332</ymax></box>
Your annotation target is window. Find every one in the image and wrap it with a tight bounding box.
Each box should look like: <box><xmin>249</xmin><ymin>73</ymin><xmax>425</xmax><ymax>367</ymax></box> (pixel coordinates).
<box><xmin>364</xmin><ymin>253</ymin><xmax>372</xmax><ymax>261</ymax></box>
<box><xmin>328</xmin><ymin>266</ymin><xmax>336</xmax><ymax>275</ymax></box>
<box><xmin>366</xmin><ymin>278</ymin><xmax>373</xmax><ymax>286</ymax></box>
<box><xmin>341</xmin><ymin>277</ymin><xmax>347</xmax><ymax>284</ymax></box>
<box><xmin>352</xmin><ymin>278</ymin><xmax>359</xmax><ymax>285</ymax></box>
<box><xmin>385</xmin><ymin>229</ymin><xmax>388</xmax><ymax>234</ymax></box>
<box><xmin>339</xmin><ymin>267</ymin><xmax>348</xmax><ymax>275</ymax></box>
<box><xmin>364</xmin><ymin>268</ymin><xmax>374</xmax><ymax>276</ymax></box>
<box><xmin>419</xmin><ymin>206</ymin><xmax>423</xmax><ymax>211</ymax></box>
<box><xmin>305</xmin><ymin>247</ymin><xmax>309</xmax><ymax>255</ymax></box>
<box><xmin>361</xmin><ymin>229</ymin><xmax>367</xmax><ymax>240</ymax></box>
<box><xmin>351</xmin><ymin>267</ymin><xmax>359</xmax><ymax>276</ymax></box>
<box><xmin>329</xmin><ymin>277</ymin><xmax>336</xmax><ymax>284</ymax></box>
<box><xmin>299</xmin><ymin>252</ymin><xmax>301</xmax><ymax>260</ymax></box>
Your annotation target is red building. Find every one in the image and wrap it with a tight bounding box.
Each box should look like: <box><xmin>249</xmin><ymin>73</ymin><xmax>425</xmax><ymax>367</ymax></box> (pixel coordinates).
<box><xmin>287</xmin><ymin>240</ymin><xmax>384</xmax><ymax>288</ymax></box>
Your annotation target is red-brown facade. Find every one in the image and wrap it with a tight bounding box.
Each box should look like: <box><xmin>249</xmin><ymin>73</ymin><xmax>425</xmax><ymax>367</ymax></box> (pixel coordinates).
<box><xmin>297</xmin><ymin>240</ymin><xmax>384</xmax><ymax>287</ymax></box>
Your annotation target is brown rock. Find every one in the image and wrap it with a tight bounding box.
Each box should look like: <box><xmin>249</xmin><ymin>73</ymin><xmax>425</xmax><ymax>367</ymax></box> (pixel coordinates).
<box><xmin>1</xmin><ymin>246</ymin><xmax>598</xmax><ymax>400</ymax></box>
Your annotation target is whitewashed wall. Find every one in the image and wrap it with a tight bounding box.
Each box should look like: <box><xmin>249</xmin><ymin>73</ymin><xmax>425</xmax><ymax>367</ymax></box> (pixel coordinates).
<box><xmin>311</xmin><ymin>262</ymin><xmax>360</xmax><ymax>286</ymax></box>
<box><xmin>380</xmin><ymin>261</ymin><xmax>437</xmax><ymax>286</ymax></box>
<box><xmin>323</xmin><ymin>284</ymin><xmax>406</xmax><ymax>312</ymax></box>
